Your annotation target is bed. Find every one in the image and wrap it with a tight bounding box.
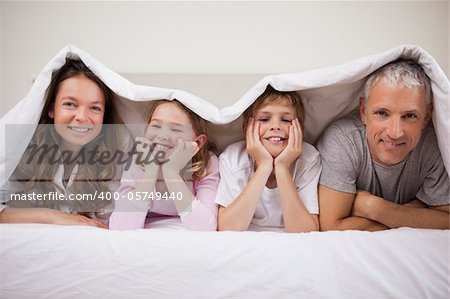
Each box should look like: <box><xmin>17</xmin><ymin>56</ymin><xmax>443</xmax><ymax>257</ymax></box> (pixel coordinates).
<box><xmin>0</xmin><ymin>44</ymin><xmax>449</xmax><ymax>298</ymax></box>
<box><xmin>1</xmin><ymin>220</ymin><xmax>449</xmax><ymax>298</ymax></box>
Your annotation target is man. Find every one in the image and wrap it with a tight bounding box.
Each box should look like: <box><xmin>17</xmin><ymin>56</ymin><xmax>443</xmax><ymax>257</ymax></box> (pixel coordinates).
<box><xmin>318</xmin><ymin>59</ymin><xmax>449</xmax><ymax>231</ymax></box>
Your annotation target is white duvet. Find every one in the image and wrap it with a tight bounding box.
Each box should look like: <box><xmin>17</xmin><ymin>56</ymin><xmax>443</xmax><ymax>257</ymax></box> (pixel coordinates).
<box><xmin>0</xmin><ymin>45</ymin><xmax>449</xmax><ymax>298</ymax></box>
<box><xmin>0</xmin><ymin>221</ymin><xmax>449</xmax><ymax>298</ymax></box>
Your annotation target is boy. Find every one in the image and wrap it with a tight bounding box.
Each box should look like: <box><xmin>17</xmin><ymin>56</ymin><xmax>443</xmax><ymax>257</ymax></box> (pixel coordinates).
<box><xmin>215</xmin><ymin>85</ymin><xmax>320</xmax><ymax>232</ymax></box>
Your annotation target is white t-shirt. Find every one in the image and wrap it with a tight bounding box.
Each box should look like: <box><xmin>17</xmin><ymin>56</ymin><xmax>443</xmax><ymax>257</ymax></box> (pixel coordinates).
<box><xmin>215</xmin><ymin>141</ymin><xmax>321</xmax><ymax>228</ymax></box>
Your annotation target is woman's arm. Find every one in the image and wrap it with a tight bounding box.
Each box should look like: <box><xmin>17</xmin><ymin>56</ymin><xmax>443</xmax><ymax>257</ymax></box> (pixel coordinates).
<box><xmin>0</xmin><ymin>207</ymin><xmax>107</xmax><ymax>228</ymax></box>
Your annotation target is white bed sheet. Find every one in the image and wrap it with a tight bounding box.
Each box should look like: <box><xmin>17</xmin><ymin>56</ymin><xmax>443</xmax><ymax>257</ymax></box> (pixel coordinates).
<box><xmin>0</xmin><ymin>222</ymin><xmax>448</xmax><ymax>298</ymax></box>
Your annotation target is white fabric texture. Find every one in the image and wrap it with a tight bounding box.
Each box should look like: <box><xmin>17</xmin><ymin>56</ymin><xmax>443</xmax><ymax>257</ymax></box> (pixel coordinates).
<box><xmin>0</xmin><ymin>222</ymin><xmax>449</xmax><ymax>298</ymax></box>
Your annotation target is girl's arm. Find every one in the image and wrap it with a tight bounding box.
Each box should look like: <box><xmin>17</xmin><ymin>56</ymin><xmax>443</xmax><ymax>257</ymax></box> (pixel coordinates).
<box><xmin>274</xmin><ymin>119</ymin><xmax>319</xmax><ymax>233</ymax></box>
<box><xmin>218</xmin><ymin>118</ymin><xmax>273</xmax><ymax>231</ymax></box>
<box><xmin>161</xmin><ymin>139</ymin><xmax>219</xmax><ymax>231</ymax></box>
<box><xmin>160</xmin><ymin>139</ymin><xmax>199</xmax><ymax>215</ymax></box>
<box><xmin>164</xmin><ymin>154</ymin><xmax>220</xmax><ymax>231</ymax></box>
<box><xmin>109</xmin><ymin>138</ymin><xmax>159</xmax><ymax>230</ymax></box>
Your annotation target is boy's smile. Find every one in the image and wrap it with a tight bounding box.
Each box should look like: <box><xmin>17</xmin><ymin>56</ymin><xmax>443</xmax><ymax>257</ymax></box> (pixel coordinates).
<box><xmin>254</xmin><ymin>102</ymin><xmax>296</xmax><ymax>157</ymax></box>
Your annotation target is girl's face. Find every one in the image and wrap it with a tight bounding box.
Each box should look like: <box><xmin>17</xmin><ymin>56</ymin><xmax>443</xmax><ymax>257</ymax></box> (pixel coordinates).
<box><xmin>145</xmin><ymin>102</ymin><xmax>199</xmax><ymax>156</ymax></box>
<box><xmin>48</xmin><ymin>75</ymin><xmax>105</xmax><ymax>152</ymax></box>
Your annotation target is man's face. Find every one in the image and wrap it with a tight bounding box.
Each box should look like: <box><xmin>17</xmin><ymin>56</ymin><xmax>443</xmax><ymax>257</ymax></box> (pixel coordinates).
<box><xmin>360</xmin><ymin>82</ymin><xmax>430</xmax><ymax>166</ymax></box>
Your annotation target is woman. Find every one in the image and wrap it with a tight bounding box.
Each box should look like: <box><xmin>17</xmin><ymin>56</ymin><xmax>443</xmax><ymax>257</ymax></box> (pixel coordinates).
<box><xmin>0</xmin><ymin>58</ymin><xmax>125</xmax><ymax>227</ymax></box>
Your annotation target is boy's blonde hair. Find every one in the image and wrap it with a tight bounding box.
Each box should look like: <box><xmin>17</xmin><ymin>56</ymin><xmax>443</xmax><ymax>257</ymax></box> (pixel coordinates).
<box><xmin>242</xmin><ymin>85</ymin><xmax>305</xmax><ymax>127</ymax></box>
<box><xmin>146</xmin><ymin>100</ymin><xmax>215</xmax><ymax>180</ymax></box>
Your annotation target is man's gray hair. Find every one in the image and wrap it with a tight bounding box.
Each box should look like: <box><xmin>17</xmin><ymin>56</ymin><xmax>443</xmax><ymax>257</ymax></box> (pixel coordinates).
<box><xmin>363</xmin><ymin>59</ymin><xmax>432</xmax><ymax>108</ymax></box>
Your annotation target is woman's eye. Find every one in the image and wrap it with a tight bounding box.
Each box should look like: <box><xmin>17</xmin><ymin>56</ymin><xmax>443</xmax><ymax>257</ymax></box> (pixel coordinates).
<box><xmin>150</xmin><ymin>124</ymin><xmax>161</xmax><ymax>129</ymax></box>
<box><xmin>258</xmin><ymin>118</ymin><xmax>269</xmax><ymax>122</ymax></box>
<box><xmin>171</xmin><ymin>129</ymin><xmax>183</xmax><ymax>133</ymax></box>
<box><xmin>282</xmin><ymin>119</ymin><xmax>292</xmax><ymax>123</ymax></box>
<box><xmin>62</xmin><ymin>102</ymin><xmax>75</xmax><ymax>107</ymax></box>
<box><xmin>91</xmin><ymin>106</ymin><xmax>103</xmax><ymax>112</ymax></box>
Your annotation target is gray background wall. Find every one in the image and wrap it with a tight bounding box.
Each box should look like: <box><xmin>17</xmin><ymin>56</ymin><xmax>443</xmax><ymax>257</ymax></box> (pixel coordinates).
<box><xmin>1</xmin><ymin>1</ymin><xmax>448</xmax><ymax>117</ymax></box>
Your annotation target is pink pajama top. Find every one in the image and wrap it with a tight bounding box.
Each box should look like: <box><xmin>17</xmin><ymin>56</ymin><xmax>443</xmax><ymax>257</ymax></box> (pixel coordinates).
<box><xmin>109</xmin><ymin>154</ymin><xmax>219</xmax><ymax>231</ymax></box>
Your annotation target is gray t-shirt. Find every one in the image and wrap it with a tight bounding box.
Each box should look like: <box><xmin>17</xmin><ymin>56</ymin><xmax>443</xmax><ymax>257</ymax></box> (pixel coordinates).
<box><xmin>317</xmin><ymin>111</ymin><xmax>450</xmax><ymax>206</ymax></box>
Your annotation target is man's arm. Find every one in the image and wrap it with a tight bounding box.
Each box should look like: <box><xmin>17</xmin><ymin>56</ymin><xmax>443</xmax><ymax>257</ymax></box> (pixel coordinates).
<box><xmin>318</xmin><ymin>185</ymin><xmax>388</xmax><ymax>231</ymax></box>
<box><xmin>352</xmin><ymin>191</ymin><xmax>450</xmax><ymax>229</ymax></box>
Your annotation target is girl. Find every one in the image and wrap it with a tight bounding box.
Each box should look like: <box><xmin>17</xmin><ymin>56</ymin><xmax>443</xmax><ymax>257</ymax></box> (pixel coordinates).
<box><xmin>109</xmin><ymin>100</ymin><xmax>219</xmax><ymax>231</ymax></box>
<box><xmin>0</xmin><ymin>58</ymin><xmax>124</xmax><ymax>228</ymax></box>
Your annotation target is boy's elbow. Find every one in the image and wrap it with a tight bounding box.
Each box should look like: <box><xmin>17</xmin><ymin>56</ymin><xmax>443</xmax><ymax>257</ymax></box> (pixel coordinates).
<box><xmin>285</xmin><ymin>221</ymin><xmax>319</xmax><ymax>233</ymax></box>
<box><xmin>217</xmin><ymin>221</ymin><xmax>247</xmax><ymax>232</ymax></box>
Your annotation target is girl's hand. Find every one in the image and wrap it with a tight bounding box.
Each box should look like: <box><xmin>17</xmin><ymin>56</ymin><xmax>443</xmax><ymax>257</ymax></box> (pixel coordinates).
<box><xmin>274</xmin><ymin>118</ymin><xmax>303</xmax><ymax>169</ymax></box>
<box><xmin>246</xmin><ymin>117</ymin><xmax>273</xmax><ymax>170</ymax></box>
<box><xmin>163</xmin><ymin>138</ymin><xmax>200</xmax><ymax>174</ymax></box>
<box><xmin>134</xmin><ymin>137</ymin><xmax>161</xmax><ymax>170</ymax></box>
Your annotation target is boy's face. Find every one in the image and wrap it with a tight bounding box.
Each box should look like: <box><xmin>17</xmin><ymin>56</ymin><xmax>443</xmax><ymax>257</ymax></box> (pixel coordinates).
<box><xmin>253</xmin><ymin>101</ymin><xmax>297</xmax><ymax>157</ymax></box>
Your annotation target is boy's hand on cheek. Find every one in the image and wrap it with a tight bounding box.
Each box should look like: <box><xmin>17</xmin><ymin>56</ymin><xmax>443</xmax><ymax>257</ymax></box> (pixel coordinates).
<box><xmin>275</xmin><ymin>119</ymin><xmax>303</xmax><ymax>169</ymax></box>
<box><xmin>246</xmin><ymin>117</ymin><xmax>273</xmax><ymax>170</ymax></box>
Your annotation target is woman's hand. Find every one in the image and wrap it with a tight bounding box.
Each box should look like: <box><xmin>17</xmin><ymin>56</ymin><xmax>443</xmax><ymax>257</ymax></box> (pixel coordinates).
<box><xmin>0</xmin><ymin>208</ymin><xmax>107</xmax><ymax>228</ymax></box>
<box><xmin>47</xmin><ymin>210</ymin><xmax>108</xmax><ymax>228</ymax></box>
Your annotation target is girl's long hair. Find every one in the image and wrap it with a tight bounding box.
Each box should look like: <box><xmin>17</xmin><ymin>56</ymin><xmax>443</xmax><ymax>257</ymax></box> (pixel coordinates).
<box><xmin>146</xmin><ymin>100</ymin><xmax>216</xmax><ymax>181</ymax></box>
<box><xmin>10</xmin><ymin>58</ymin><xmax>123</xmax><ymax>213</ymax></box>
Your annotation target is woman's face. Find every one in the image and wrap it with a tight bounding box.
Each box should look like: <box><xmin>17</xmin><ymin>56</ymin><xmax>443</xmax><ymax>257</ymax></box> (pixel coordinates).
<box><xmin>48</xmin><ymin>75</ymin><xmax>105</xmax><ymax>152</ymax></box>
